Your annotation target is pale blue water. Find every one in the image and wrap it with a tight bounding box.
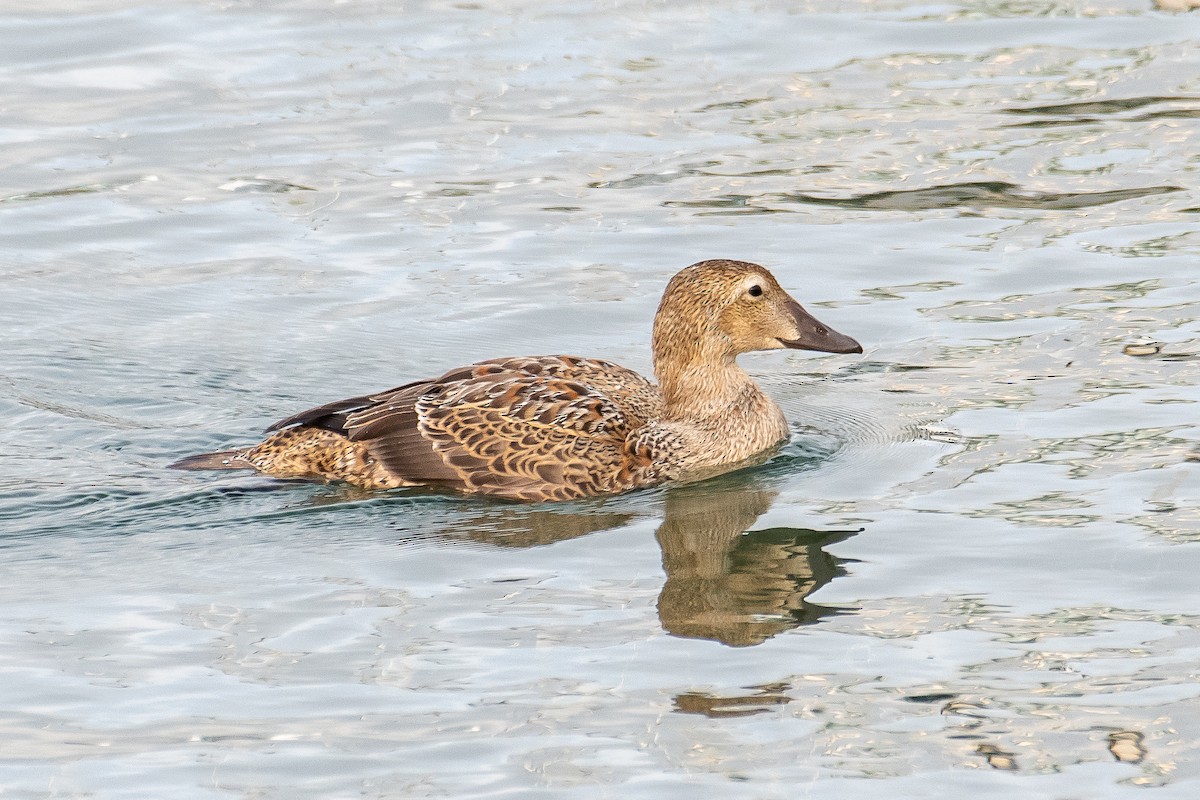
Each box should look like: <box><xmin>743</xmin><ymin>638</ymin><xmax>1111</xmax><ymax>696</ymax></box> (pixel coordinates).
<box><xmin>2</xmin><ymin>1</ymin><xmax>1199</xmax><ymax>798</ymax></box>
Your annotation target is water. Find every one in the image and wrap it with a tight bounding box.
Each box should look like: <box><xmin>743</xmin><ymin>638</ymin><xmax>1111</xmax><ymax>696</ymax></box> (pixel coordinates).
<box><xmin>2</xmin><ymin>1</ymin><xmax>1199</xmax><ymax>797</ymax></box>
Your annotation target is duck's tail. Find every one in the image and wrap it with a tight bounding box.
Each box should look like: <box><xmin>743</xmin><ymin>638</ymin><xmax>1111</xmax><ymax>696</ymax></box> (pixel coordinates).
<box><xmin>168</xmin><ymin>430</ymin><xmax>408</xmax><ymax>490</ymax></box>
<box><xmin>168</xmin><ymin>450</ymin><xmax>251</xmax><ymax>471</ymax></box>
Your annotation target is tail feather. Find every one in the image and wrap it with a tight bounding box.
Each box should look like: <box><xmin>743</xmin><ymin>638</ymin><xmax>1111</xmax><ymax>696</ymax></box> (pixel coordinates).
<box><xmin>168</xmin><ymin>450</ymin><xmax>251</xmax><ymax>471</ymax></box>
<box><xmin>169</xmin><ymin>429</ymin><xmax>409</xmax><ymax>490</ymax></box>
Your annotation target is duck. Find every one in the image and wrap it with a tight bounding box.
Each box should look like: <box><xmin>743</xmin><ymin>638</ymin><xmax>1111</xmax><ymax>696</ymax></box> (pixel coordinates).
<box><xmin>170</xmin><ymin>259</ymin><xmax>862</xmax><ymax>501</ymax></box>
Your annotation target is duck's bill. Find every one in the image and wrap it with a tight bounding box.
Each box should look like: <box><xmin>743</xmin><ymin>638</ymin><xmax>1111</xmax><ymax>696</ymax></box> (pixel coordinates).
<box><xmin>778</xmin><ymin>299</ymin><xmax>864</xmax><ymax>354</ymax></box>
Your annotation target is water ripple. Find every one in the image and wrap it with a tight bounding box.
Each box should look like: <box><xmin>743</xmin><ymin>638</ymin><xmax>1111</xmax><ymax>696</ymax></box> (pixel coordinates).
<box><xmin>666</xmin><ymin>181</ymin><xmax>1183</xmax><ymax>214</ymax></box>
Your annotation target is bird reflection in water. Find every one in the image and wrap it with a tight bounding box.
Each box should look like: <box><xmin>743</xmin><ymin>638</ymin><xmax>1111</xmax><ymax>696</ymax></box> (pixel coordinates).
<box><xmin>389</xmin><ymin>471</ymin><xmax>860</xmax><ymax>648</ymax></box>
<box><xmin>654</xmin><ymin>481</ymin><xmax>859</xmax><ymax>646</ymax></box>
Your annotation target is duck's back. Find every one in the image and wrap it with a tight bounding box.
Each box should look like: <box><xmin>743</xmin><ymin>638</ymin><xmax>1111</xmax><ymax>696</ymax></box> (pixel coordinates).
<box><xmin>243</xmin><ymin>355</ymin><xmax>664</xmax><ymax>501</ymax></box>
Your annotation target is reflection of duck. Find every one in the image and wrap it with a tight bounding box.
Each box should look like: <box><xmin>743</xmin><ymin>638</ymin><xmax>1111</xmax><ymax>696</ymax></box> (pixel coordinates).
<box><xmin>172</xmin><ymin>260</ymin><xmax>861</xmax><ymax>501</ymax></box>
<box><xmin>654</xmin><ymin>482</ymin><xmax>858</xmax><ymax>647</ymax></box>
<box><xmin>392</xmin><ymin>472</ymin><xmax>859</xmax><ymax>646</ymax></box>
<box><xmin>396</xmin><ymin>502</ymin><xmax>641</xmax><ymax>550</ymax></box>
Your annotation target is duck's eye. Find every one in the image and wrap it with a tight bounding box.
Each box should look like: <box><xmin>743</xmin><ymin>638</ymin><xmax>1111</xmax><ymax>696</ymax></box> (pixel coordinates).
<box><xmin>748</xmin><ymin>284</ymin><xmax>763</xmax><ymax>297</ymax></box>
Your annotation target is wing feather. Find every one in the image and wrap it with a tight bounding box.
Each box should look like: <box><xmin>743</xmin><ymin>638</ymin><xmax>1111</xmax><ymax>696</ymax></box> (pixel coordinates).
<box><xmin>265</xmin><ymin>355</ymin><xmax>662</xmax><ymax>500</ymax></box>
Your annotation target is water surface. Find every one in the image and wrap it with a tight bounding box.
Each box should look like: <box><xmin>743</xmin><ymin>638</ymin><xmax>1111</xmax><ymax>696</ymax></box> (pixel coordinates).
<box><xmin>2</xmin><ymin>1</ymin><xmax>1199</xmax><ymax>797</ymax></box>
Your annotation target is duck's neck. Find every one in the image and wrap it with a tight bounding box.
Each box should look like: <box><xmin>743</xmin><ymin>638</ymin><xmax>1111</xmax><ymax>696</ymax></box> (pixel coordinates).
<box><xmin>654</xmin><ymin>344</ymin><xmax>762</xmax><ymax>421</ymax></box>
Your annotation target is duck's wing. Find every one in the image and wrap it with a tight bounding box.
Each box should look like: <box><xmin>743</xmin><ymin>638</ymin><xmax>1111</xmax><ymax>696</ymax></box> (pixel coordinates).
<box><xmin>263</xmin><ymin>386</ymin><xmax>409</xmax><ymax>434</ymax></box>
<box><xmin>270</xmin><ymin>356</ymin><xmax>661</xmax><ymax>501</ymax></box>
<box><xmin>263</xmin><ymin>369</ymin><xmax>470</xmax><ymax>434</ymax></box>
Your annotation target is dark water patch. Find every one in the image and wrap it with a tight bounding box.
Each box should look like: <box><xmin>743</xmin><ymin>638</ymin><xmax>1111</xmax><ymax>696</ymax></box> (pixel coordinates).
<box><xmin>1133</xmin><ymin>108</ymin><xmax>1200</xmax><ymax>121</ymax></box>
<box><xmin>1002</xmin><ymin>117</ymin><xmax>1104</xmax><ymax>129</ymax></box>
<box><xmin>662</xmin><ymin>194</ymin><xmax>765</xmax><ymax>214</ymax></box>
<box><xmin>778</xmin><ymin>182</ymin><xmax>1182</xmax><ymax>211</ymax></box>
<box><xmin>826</xmin><ymin>360</ymin><xmax>952</xmax><ymax>378</ymax></box>
<box><xmin>693</xmin><ymin>97</ymin><xmax>774</xmax><ymax>113</ymax></box>
<box><xmin>219</xmin><ymin>177</ymin><xmax>315</xmax><ymax>194</ymax></box>
<box><xmin>1005</xmin><ymin>108</ymin><xmax>1200</xmax><ymax>129</ymax></box>
<box><xmin>1001</xmin><ymin>96</ymin><xmax>1200</xmax><ymax>128</ymax></box>
<box><xmin>421</xmin><ymin>180</ymin><xmax>499</xmax><ymax>198</ymax></box>
<box><xmin>0</xmin><ymin>181</ymin><xmax>133</xmax><ymax>205</ymax></box>
<box><xmin>904</xmin><ymin>692</ymin><xmax>959</xmax><ymax>704</ymax></box>
<box><xmin>1003</xmin><ymin>96</ymin><xmax>1198</xmax><ymax>116</ymax></box>
<box><xmin>665</xmin><ymin>182</ymin><xmax>1182</xmax><ymax>214</ymax></box>
<box><xmin>588</xmin><ymin>161</ymin><xmax>721</xmax><ymax>189</ymax></box>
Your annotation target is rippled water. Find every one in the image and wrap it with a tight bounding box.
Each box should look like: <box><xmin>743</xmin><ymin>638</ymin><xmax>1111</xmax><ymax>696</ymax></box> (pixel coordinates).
<box><xmin>3</xmin><ymin>1</ymin><xmax>1199</xmax><ymax>797</ymax></box>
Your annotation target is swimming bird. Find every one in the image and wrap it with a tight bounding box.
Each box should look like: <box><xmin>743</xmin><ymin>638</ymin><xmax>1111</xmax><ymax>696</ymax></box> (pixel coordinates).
<box><xmin>170</xmin><ymin>259</ymin><xmax>862</xmax><ymax>501</ymax></box>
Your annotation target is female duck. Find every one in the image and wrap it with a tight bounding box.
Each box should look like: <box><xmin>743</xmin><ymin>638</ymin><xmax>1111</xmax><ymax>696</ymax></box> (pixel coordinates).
<box><xmin>171</xmin><ymin>259</ymin><xmax>862</xmax><ymax>501</ymax></box>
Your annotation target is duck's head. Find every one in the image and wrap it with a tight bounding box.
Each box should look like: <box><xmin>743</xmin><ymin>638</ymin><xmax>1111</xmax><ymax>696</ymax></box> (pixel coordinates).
<box><xmin>652</xmin><ymin>260</ymin><xmax>863</xmax><ymax>372</ymax></box>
